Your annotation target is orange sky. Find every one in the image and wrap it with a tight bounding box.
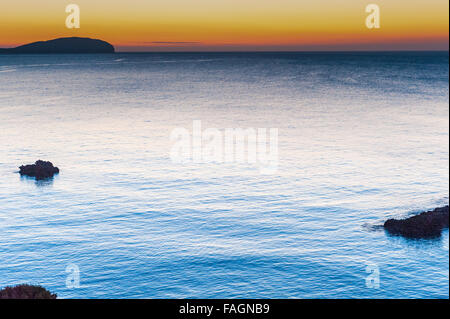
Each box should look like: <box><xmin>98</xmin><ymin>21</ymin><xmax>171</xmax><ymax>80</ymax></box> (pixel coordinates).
<box><xmin>0</xmin><ymin>0</ymin><xmax>448</xmax><ymax>51</ymax></box>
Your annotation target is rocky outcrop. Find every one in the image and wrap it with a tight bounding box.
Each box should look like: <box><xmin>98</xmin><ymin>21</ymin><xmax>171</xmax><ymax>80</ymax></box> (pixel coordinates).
<box><xmin>0</xmin><ymin>284</ymin><xmax>57</xmax><ymax>299</ymax></box>
<box><xmin>19</xmin><ymin>160</ymin><xmax>59</xmax><ymax>180</ymax></box>
<box><xmin>384</xmin><ymin>206</ymin><xmax>449</xmax><ymax>238</ymax></box>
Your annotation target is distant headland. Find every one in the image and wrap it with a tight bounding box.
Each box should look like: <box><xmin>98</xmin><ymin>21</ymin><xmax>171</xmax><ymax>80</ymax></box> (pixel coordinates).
<box><xmin>0</xmin><ymin>37</ymin><xmax>115</xmax><ymax>54</ymax></box>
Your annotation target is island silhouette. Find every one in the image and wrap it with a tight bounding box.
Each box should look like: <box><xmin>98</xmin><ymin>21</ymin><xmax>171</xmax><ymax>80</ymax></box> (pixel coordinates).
<box><xmin>0</xmin><ymin>37</ymin><xmax>115</xmax><ymax>54</ymax></box>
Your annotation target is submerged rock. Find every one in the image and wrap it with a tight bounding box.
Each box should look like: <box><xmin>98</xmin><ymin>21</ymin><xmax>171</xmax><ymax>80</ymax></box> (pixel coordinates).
<box><xmin>0</xmin><ymin>284</ymin><xmax>57</xmax><ymax>299</ymax></box>
<box><xmin>19</xmin><ymin>160</ymin><xmax>59</xmax><ymax>180</ymax></box>
<box><xmin>384</xmin><ymin>206</ymin><xmax>449</xmax><ymax>238</ymax></box>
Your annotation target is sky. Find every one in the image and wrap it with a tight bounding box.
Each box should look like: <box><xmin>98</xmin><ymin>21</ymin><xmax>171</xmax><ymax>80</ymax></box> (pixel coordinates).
<box><xmin>0</xmin><ymin>0</ymin><xmax>448</xmax><ymax>51</ymax></box>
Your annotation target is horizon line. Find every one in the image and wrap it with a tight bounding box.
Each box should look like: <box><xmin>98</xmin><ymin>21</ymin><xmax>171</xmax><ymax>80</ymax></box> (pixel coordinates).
<box><xmin>114</xmin><ymin>49</ymin><xmax>449</xmax><ymax>53</ymax></box>
<box><xmin>1</xmin><ymin>49</ymin><xmax>448</xmax><ymax>54</ymax></box>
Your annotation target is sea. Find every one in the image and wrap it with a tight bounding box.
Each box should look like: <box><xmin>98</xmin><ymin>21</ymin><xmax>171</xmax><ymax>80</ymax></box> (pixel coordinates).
<box><xmin>0</xmin><ymin>52</ymin><xmax>448</xmax><ymax>298</ymax></box>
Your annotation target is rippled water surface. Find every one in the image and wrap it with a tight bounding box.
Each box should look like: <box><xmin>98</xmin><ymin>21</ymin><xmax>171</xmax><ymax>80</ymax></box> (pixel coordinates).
<box><xmin>0</xmin><ymin>52</ymin><xmax>448</xmax><ymax>298</ymax></box>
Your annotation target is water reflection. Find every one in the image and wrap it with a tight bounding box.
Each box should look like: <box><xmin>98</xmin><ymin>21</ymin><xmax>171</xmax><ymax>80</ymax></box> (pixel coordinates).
<box><xmin>384</xmin><ymin>229</ymin><xmax>447</xmax><ymax>249</ymax></box>
<box><xmin>20</xmin><ymin>174</ymin><xmax>55</xmax><ymax>187</ymax></box>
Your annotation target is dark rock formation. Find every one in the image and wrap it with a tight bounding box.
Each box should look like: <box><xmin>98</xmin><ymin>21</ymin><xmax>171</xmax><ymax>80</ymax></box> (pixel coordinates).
<box><xmin>19</xmin><ymin>160</ymin><xmax>59</xmax><ymax>180</ymax></box>
<box><xmin>0</xmin><ymin>37</ymin><xmax>115</xmax><ymax>54</ymax></box>
<box><xmin>384</xmin><ymin>206</ymin><xmax>449</xmax><ymax>238</ymax></box>
<box><xmin>0</xmin><ymin>284</ymin><xmax>57</xmax><ymax>299</ymax></box>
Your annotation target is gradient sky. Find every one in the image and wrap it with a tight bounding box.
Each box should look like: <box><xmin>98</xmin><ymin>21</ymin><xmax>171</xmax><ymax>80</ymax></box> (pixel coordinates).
<box><xmin>0</xmin><ymin>0</ymin><xmax>448</xmax><ymax>51</ymax></box>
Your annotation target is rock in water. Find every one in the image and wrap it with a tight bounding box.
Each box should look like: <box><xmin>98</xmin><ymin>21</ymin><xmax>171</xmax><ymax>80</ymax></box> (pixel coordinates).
<box><xmin>0</xmin><ymin>284</ymin><xmax>57</xmax><ymax>299</ymax></box>
<box><xmin>384</xmin><ymin>206</ymin><xmax>449</xmax><ymax>238</ymax></box>
<box><xmin>19</xmin><ymin>160</ymin><xmax>59</xmax><ymax>180</ymax></box>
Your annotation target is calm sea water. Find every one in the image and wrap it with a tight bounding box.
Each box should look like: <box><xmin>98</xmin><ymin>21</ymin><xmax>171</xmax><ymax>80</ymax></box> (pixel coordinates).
<box><xmin>0</xmin><ymin>52</ymin><xmax>448</xmax><ymax>298</ymax></box>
